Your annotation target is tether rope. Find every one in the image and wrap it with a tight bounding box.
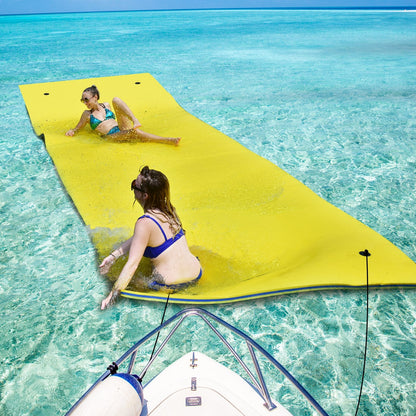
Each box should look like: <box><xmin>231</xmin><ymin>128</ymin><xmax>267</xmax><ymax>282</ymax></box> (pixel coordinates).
<box><xmin>355</xmin><ymin>249</ymin><xmax>371</xmax><ymax>416</ymax></box>
<box><xmin>140</xmin><ymin>293</ymin><xmax>170</xmax><ymax>381</ymax></box>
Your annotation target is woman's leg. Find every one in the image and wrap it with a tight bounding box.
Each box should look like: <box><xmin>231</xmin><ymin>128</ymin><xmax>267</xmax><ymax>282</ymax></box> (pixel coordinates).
<box><xmin>131</xmin><ymin>129</ymin><xmax>181</xmax><ymax>145</ymax></box>
<box><xmin>112</xmin><ymin>97</ymin><xmax>141</xmax><ymax>130</ymax></box>
<box><xmin>111</xmin><ymin>97</ymin><xmax>180</xmax><ymax>145</ymax></box>
<box><xmin>108</xmin><ymin>129</ymin><xmax>180</xmax><ymax>145</ymax></box>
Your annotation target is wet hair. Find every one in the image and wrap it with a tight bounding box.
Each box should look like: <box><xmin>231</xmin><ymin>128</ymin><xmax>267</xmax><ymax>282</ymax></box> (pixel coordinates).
<box><xmin>139</xmin><ymin>166</ymin><xmax>182</xmax><ymax>234</ymax></box>
<box><xmin>83</xmin><ymin>85</ymin><xmax>100</xmax><ymax>99</ymax></box>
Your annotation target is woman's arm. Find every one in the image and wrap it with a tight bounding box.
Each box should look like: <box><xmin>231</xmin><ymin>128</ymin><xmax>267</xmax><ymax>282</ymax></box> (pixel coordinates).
<box><xmin>65</xmin><ymin>111</ymin><xmax>90</xmax><ymax>136</ymax></box>
<box><xmin>99</xmin><ymin>237</ymin><xmax>133</xmax><ymax>275</ymax></box>
<box><xmin>101</xmin><ymin>219</ymin><xmax>151</xmax><ymax>309</ymax></box>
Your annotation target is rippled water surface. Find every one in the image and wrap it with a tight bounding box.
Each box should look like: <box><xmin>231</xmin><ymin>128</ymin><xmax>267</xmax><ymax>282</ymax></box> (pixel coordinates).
<box><xmin>1</xmin><ymin>9</ymin><xmax>416</xmax><ymax>416</ymax></box>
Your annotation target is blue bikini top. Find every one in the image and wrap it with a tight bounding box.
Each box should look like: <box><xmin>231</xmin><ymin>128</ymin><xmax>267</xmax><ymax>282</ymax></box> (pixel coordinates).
<box><xmin>90</xmin><ymin>105</ymin><xmax>116</xmax><ymax>130</ymax></box>
<box><xmin>139</xmin><ymin>214</ymin><xmax>184</xmax><ymax>259</ymax></box>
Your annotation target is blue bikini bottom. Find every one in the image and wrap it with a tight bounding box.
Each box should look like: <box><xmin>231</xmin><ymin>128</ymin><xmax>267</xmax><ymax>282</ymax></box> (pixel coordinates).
<box><xmin>148</xmin><ymin>269</ymin><xmax>202</xmax><ymax>292</ymax></box>
<box><xmin>106</xmin><ymin>126</ymin><xmax>121</xmax><ymax>135</ymax></box>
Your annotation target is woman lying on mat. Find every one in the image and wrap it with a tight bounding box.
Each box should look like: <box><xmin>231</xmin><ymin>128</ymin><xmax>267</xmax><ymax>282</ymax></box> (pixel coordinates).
<box><xmin>99</xmin><ymin>166</ymin><xmax>202</xmax><ymax>309</ymax></box>
<box><xmin>65</xmin><ymin>85</ymin><xmax>180</xmax><ymax>145</ymax></box>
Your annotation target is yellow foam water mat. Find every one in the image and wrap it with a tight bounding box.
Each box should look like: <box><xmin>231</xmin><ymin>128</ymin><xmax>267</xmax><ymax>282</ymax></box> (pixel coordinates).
<box><xmin>20</xmin><ymin>73</ymin><xmax>416</xmax><ymax>304</ymax></box>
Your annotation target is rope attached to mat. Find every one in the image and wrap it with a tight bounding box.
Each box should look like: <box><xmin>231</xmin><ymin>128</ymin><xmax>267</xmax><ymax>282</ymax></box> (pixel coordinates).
<box><xmin>140</xmin><ymin>293</ymin><xmax>170</xmax><ymax>381</ymax></box>
<box><xmin>355</xmin><ymin>249</ymin><xmax>371</xmax><ymax>416</ymax></box>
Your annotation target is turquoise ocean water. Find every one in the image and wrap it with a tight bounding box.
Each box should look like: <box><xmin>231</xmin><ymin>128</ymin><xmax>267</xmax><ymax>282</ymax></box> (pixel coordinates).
<box><xmin>1</xmin><ymin>9</ymin><xmax>416</xmax><ymax>415</ymax></box>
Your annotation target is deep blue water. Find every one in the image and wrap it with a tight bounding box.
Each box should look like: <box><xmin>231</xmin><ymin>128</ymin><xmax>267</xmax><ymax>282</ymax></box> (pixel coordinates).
<box><xmin>1</xmin><ymin>9</ymin><xmax>415</xmax><ymax>416</ymax></box>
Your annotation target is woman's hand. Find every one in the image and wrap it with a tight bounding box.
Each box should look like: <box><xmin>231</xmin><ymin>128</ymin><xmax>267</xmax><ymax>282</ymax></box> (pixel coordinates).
<box><xmin>101</xmin><ymin>289</ymin><xmax>120</xmax><ymax>310</ymax></box>
<box><xmin>99</xmin><ymin>255</ymin><xmax>116</xmax><ymax>275</ymax></box>
<box><xmin>65</xmin><ymin>129</ymin><xmax>76</xmax><ymax>136</ymax></box>
<box><xmin>99</xmin><ymin>222</ymin><xmax>148</xmax><ymax>310</ymax></box>
<box><xmin>66</xmin><ymin>111</ymin><xmax>88</xmax><ymax>137</ymax></box>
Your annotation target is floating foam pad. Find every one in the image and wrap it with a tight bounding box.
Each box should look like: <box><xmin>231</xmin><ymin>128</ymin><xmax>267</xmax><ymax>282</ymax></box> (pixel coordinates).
<box><xmin>20</xmin><ymin>74</ymin><xmax>416</xmax><ymax>304</ymax></box>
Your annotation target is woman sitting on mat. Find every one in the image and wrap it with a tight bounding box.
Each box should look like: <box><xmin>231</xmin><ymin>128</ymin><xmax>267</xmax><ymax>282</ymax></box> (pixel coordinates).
<box><xmin>65</xmin><ymin>85</ymin><xmax>180</xmax><ymax>145</ymax></box>
<box><xmin>99</xmin><ymin>166</ymin><xmax>202</xmax><ymax>309</ymax></box>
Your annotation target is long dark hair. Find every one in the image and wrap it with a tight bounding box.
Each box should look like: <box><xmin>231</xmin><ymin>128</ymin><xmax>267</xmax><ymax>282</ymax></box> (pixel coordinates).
<box><xmin>139</xmin><ymin>166</ymin><xmax>182</xmax><ymax>234</ymax></box>
<box><xmin>83</xmin><ymin>85</ymin><xmax>100</xmax><ymax>99</ymax></box>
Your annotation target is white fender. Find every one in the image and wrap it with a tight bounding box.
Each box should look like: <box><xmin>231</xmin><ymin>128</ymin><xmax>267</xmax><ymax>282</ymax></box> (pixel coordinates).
<box><xmin>70</xmin><ymin>373</ymin><xmax>145</xmax><ymax>416</ymax></box>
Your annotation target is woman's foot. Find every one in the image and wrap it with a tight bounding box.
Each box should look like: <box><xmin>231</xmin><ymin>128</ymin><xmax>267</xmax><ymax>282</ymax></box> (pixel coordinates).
<box><xmin>170</xmin><ymin>137</ymin><xmax>181</xmax><ymax>146</ymax></box>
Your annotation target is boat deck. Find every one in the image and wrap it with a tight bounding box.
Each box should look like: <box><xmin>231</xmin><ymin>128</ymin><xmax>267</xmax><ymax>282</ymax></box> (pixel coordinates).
<box><xmin>145</xmin><ymin>351</ymin><xmax>292</xmax><ymax>415</ymax></box>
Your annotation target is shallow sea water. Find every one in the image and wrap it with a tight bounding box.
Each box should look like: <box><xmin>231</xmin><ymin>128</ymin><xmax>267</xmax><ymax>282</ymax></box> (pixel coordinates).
<box><xmin>1</xmin><ymin>9</ymin><xmax>416</xmax><ymax>416</ymax></box>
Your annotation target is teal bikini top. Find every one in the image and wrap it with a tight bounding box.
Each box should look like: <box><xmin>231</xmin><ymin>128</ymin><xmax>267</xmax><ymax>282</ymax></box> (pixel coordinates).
<box><xmin>90</xmin><ymin>104</ymin><xmax>116</xmax><ymax>130</ymax></box>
